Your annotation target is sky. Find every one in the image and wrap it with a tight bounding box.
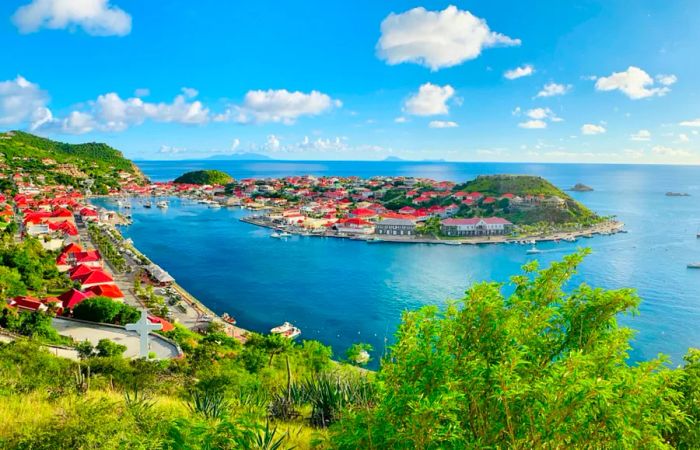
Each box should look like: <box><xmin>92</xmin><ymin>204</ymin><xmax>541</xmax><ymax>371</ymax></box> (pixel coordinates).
<box><xmin>2</xmin><ymin>0</ymin><xmax>700</xmax><ymax>163</ymax></box>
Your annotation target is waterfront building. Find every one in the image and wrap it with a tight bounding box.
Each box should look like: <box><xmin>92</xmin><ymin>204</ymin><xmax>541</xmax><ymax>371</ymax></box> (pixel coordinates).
<box><xmin>440</xmin><ymin>217</ymin><xmax>514</xmax><ymax>236</ymax></box>
<box><xmin>375</xmin><ymin>218</ymin><xmax>417</xmax><ymax>236</ymax></box>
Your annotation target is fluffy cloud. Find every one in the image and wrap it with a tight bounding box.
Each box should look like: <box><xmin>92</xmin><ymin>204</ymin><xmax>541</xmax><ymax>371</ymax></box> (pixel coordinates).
<box><xmin>630</xmin><ymin>129</ymin><xmax>651</xmax><ymax>141</ymax></box>
<box><xmin>656</xmin><ymin>74</ymin><xmax>678</xmax><ymax>86</ymax></box>
<box><xmin>223</xmin><ymin>89</ymin><xmax>340</xmax><ymax>125</ymax></box>
<box><xmin>394</xmin><ymin>116</ymin><xmax>408</xmax><ymax>123</ymax></box>
<box><xmin>377</xmin><ymin>5</ymin><xmax>520</xmax><ymax>71</ymax></box>
<box><xmin>32</xmin><ymin>89</ymin><xmax>210</xmax><ymax>134</ymax></box>
<box><xmin>429</xmin><ymin>120</ymin><xmax>458</xmax><ymax>128</ymax></box>
<box><xmin>679</xmin><ymin>118</ymin><xmax>700</xmax><ymax>127</ymax></box>
<box><xmin>230</xmin><ymin>138</ymin><xmax>240</xmax><ymax>151</ymax></box>
<box><xmin>517</xmin><ymin>108</ymin><xmax>561</xmax><ymax>129</ymax></box>
<box><xmin>93</xmin><ymin>91</ymin><xmax>210</xmax><ymax>131</ymax></box>
<box><xmin>536</xmin><ymin>83</ymin><xmax>570</xmax><ymax>98</ymax></box>
<box><xmin>504</xmin><ymin>64</ymin><xmax>534</xmax><ymax>80</ymax></box>
<box><xmin>12</xmin><ymin>0</ymin><xmax>132</xmax><ymax>36</ymax></box>
<box><xmin>0</xmin><ymin>76</ymin><xmax>49</xmax><ymax>126</ymax></box>
<box><xmin>581</xmin><ymin>124</ymin><xmax>606</xmax><ymax>135</ymax></box>
<box><xmin>404</xmin><ymin>83</ymin><xmax>455</xmax><ymax>116</ymax></box>
<box><xmin>518</xmin><ymin>120</ymin><xmax>547</xmax><ymax>129</ymax></box>
<box><xmin>265</xmin><ymin>135</ymin><xmax>281</xmax><ymax>151</ymax></box>
<box><xmin>651</xmin><ymin>145</ymin><xmax>691</xmax><ymax>157</ymax></box>
<box><xmin>595</xmin><ymin>66</ymin><xmax>673</xmax><ymax>99</ymax></box>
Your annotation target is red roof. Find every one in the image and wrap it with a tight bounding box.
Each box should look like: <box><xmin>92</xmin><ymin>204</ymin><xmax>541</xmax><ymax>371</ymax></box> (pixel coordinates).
<box><xmin>86</xmin><ymin>284</ymin><xmax>124</xmax><ymax>299</ymax></box>
<box><xmin>75</xmin><ymin>250</ymin><xmax>101</xmax><ymax>263</ymax></box>
<box><xmin>76</xmin><ymin>269</ymin><xmax>114</xmax><ymax>286</ymax></box>
<box><xmin>80</xmin><ymin>207</ymin><xmax>98</xmax><ymax>216</ymax></box>
<box><xmin>350</xmin><ymin>208</ymin><xmax>377</xmax><ymax>217</ymax></box>
<box><xmin>9</xmin><ymin>296</ymin><xmax>43</xmax><ymax>311</ymax></box>
<box><xmin>69</xmin><ymin>264</ymin><xmax>94</xmax><ymax>279</ymax></box>
<box><xmin>58</xmin><ymin>289</ymin><xmax>96</xmax><ymax>310</ymax></box>
<box><xmin>148</xmin><ymin>315</ymin><xmax>175</xmax><ymax>332</ymax></box>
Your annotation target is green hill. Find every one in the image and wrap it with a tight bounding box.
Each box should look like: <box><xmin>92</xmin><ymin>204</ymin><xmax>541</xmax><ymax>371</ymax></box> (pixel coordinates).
<box><xmin>457</xmin><ymin>174</ymin><xmax>600</xmax><ymax>225</ymax></box>
<box><xmin>174</xmin><ymin>169</ymin><xmax>233</xmax><ymax>185</ymax></box>
<box><xmin>0</xmin><ymin>130</ymin><xmax>147</xmax><ymax>194</ymax></box>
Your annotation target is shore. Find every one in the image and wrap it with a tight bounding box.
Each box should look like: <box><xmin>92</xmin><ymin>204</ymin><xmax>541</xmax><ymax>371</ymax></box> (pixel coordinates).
<box><xmin>82</xmin><ymin>208</ymin><xmax>249</xmax><ymax>342</ymax></box>
<box><xmin>240</xmin><ymin>215</ymin><xmax>626</xmax><ymax>246</ymax></box>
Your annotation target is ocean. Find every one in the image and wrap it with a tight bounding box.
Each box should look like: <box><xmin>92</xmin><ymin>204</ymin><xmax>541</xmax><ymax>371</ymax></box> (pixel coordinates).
<box><xmin>93</xmin><ymin>161</ymin><xmax>700</xmax><ymax>368</ymax></box>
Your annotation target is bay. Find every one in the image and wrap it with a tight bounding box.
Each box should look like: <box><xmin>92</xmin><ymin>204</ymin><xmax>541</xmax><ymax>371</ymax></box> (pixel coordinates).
<box><xmin>94</xmin><ymin>161</ymin><xmax>700</xmax><ymax>367</ymax></box>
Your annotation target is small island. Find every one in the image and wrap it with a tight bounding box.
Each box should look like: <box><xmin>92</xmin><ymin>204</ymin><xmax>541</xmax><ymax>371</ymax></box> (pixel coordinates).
<box><xmin>666</xmin><ymin>192</ymin><xmax>691</xmax><ymax>197</ymax></box>
<box><xmin>569</xmin><ymin>183</ymin><xmax>594</xmax><ymax>192</ymax></box>
<box><xmin>174</xmin><ymin>169</ymin><xmax>233</xmax><ymax>185</ymax></box>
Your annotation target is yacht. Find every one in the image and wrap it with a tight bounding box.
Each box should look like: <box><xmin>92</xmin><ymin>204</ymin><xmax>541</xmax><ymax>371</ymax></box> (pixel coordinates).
<box><xmin>688</xmin><ymin>263</ymin><xmax>700</xmax><ymax>269</ymax></box>
<box><xmin>143</xmin><ymin>201</ymin><xmax>152</xmax><ymax>209</ymax></box>
<box><xmin>156</xmin><ymin>200</ymin><xmax>168</xmax><ymax>209</ymax></box>
<box><xmin>271</xmin><ymin>322</ymin><xmax>301</xmax><ymax>339</ymax></box>
<box><xmin>221</xmin><ymin>312</ymin><xmax>236</xmax><ymax>325</ymax></box>
<box><xmin>526</xmin><ymin>245</ymin><xmax>542</xmax><ymax>255</ymax></box>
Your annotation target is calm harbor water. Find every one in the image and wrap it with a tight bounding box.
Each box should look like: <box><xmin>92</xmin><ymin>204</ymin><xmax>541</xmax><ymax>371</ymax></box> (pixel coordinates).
<box><xmin>95</xmin><ymin>161</ymin><xmax>700</xmax><ymax>367</ymax></box>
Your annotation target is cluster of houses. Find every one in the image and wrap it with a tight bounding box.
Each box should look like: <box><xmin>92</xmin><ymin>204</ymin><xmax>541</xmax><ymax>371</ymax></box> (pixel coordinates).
<box><xmin>2</xmin><ymin>172</ymin><xmax>174</xmax><ymax>331</ymax></box>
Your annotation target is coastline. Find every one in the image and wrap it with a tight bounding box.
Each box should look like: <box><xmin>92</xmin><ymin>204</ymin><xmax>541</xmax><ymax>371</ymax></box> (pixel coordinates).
<box><xmin>240</xmin><ymin>215</ymin><xmax>626</xmax><ymax>245</ymax></box>
<box><xmin>85</xmin><ymin>202</ymin><xmax>249</xmax><ymax>341</ymax></box>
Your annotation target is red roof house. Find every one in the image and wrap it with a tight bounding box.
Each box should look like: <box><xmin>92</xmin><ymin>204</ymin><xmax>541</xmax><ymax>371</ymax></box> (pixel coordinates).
<box><xmin>58</xmin><ymin>289</ymin><xmax>96</xmax><ymax>311</ymax></box>
<box><xmin>86</xmin><ymin>284</ymin><xmax>124</xmax><ymax>300</ymax></box>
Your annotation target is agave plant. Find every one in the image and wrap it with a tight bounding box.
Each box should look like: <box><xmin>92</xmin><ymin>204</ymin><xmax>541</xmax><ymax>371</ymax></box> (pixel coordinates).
<box><xmin>189</xmin><ymin>385</ymin><xmax>230</xmax><ymax>420</ymax></box>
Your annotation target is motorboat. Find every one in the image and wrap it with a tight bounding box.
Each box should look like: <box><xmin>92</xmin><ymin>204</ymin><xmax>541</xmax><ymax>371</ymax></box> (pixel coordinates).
<box><xmin>526</xmin><ymin>245</ymin><xmax>542</xmax><ymax>255</ymax></box>
<box><xmin>221</xmin><ymin>312</ymin><xmax>237</xmax><ymax>325</ymax></box>
<box><xmin>143</xmin><ymin>202</ymin><xmax>152</xmax><ymax>208</ymax></box>
<box><xmin>156</xmin><ymin>200</ymin><xmax>168</xmax><ymax>209</ymax></box>
<box><xmin>270</xmin><ymin>322</ymin><xmax>301</xmax><ymax>339</ymax></box>
<box><xmin>688</xmin><ymin>263</ymin><xmax>700</xmax><ymax>269</ymax></box>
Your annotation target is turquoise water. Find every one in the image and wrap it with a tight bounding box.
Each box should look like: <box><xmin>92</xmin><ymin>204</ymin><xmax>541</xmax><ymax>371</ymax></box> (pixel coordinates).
<box><xmin>95</xmin><ymin>161</ymin><xmax>700</xmax><ymax>367</ymax></box>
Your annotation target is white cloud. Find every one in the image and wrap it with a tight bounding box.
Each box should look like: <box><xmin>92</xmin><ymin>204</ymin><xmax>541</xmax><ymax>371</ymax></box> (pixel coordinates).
<box><xmin>181</xmin><ymin>87</ymin><xmax>199</xmax><ymax>99</ymax></box>
<box><xmin>595</xmin><ymin>66</ymin><xmax>672</xmax><ymax>99</ymax></box>
<box><xmin>394</xmin><ymin>116</ymin><xmax>407</xmax><ymax>123</ymax></box>
<box><xmin>519</xmin><ymin>120</ymin><xmax>547</xmax><ymax>129</ymax></box>
<box><xmin>656</xmin><ymin>74</ymin><xmax>678</xmax><ymax>86</ymax></box>
<box><xmin>134</xmin><ymin>88</ymin><xmax>150</xmax><ymax>97</ymax></box>
<box><xmin>224</xmin><ymin>89</ymin><xmax>340</xmax><ymax>125</ymax></box>
<box><xmin>630</xmin><ymin>129</ymin><xmax>651</xmax><ymax>141</ymax></box>
<box><xmin>377</xmin><ymin>5</ymin><xmax>520</xmax><ymax>71</ymax></box>
<box><xmin>581</xmin><ymin>124</ymin><xmax>606</xmax><ymax>135</ymax></box>
<box><xmin>504</xmin><ymin>64</ymin><xmax>534</xmax><ymax>80</ymax></box>
<box><xmin>0</xmin><ymin>75</ymin><xmax>49</xmax><ymax>126</ymax></box>
<box><xmin>159</xmin><ymin>145</ymin><xmax>187</xmax><ymax>154</ymax></box>
<box><xmin>404</xmin><ymin>83</ymin><xmax>455</xmax><ymax>116</ymax></box>
<box><xmin>651</xmin><ymin>145</ymin><xmax>691</xmax><ymax>157</ymax></box>
<box><xmin>536</xmin><ymin>83</ymin><xmax>570</xmax><ymax>98</ymax></box>
<box><xmin>526</xmin><ymin>108</ymin><xmax>554</xmax><ymax>120</ymax></box>
<box><xmin>677</xmin><ymin>133</ymin><xmax>690</xmax><ymax>143</ymax></box>
<box><xmin>429</xmin><ymin>120</ymin><xmax>458</xmax><ymax>128</ymax></box>
<box><xmin>93</xmin><ymin>91</ymin><xmax>210</xmax><ymax>131</ymax></box>
<box><xmin>679</xmin><ymin>118</ymin><xmax>700</xmax><ymax>127</ymax></box>
<box><xmin>265</xmin><ymin>135</ymin><xmax>281</xmax><ymax>151</ymax></box>
<box><xmin>12</xmin><ymin>0</ymin><xmax>132</xmax><ymax>36</ymax></box>
<box><xmin>59</xmin><ymin>111</ymin><xmax>96</xmax><ymax>134</ymax></box>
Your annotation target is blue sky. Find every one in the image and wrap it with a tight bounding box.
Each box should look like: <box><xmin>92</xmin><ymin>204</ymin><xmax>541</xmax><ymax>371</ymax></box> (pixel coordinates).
<box><xmin>2</xmin><ymin>0</ymin><xmax>700</xmax><ymax>163</ymax></box>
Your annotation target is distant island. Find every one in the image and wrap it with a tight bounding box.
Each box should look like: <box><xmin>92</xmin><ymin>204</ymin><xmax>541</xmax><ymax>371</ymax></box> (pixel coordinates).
<box><xmin>382</xmin><ymin>156</ymin><xmax>404</xmax><ymax>162</ymax></box>
<box><xmin>569</xmin><ymin>183</ymin><xmax>594</xmax><ymax>192</ymax></box>
<box><xmin>206</xmin><ymin>152</ymin><xmax>271</xmax><ymax>161</ymax></box>
<box><xmin>666</xmin><ymin>192</ymin><xmax>691</xmax><ymax>197</ymax></box>
<box><xmin>174</xmin><ymin>169</ymin><xmax>233</xmax><ymax>185</ymax></box>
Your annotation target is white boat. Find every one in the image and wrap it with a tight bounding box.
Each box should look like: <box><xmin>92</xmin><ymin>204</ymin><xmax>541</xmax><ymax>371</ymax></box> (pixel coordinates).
<box><xmin>271</xmin><ymin>231</ymin><xmax>290</xmax><ymax>239</ymax></box>
<box><xmin>278</xmin><ymin>231</ymin><xmax>291</xmax><ymax>237</ymax></box>
<box><xmin>270</xmin><ymin>322</ymin><xmax>301</xmax><ymax>339</ymax></box>
<box><xmin>688</xmin><ymin>263</ymin><xmax>700</xmax><ymax>269</ymax></box>
<box><xmin>526</xmin><ymin>245</ymin><xmax>542</xmax><ymax>255</ymax></box>
<box><xmin>208</xmin><ymin>202</ymin><xmax>222</xmax><ymax>209</ymax></box>
<box><xmin>156</xmin><ymin>201</ymin><xmax>168</xmax><ymax>209</ymax></box>
<box><xmin>563</xmin><ymin>237</ymin><xmax>577</xmax><ymax>243</ymax></box>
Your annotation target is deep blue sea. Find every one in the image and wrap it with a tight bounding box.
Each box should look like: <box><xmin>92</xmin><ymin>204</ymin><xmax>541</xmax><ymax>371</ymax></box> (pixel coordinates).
<box><xmin>94</xmin><ymin>161</ymin><xmax>700</xmax><ymax>368</ymax></box>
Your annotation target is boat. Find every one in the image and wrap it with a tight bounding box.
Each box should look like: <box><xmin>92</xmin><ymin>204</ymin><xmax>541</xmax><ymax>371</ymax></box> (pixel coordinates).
<box><xmin>526</xmin><ymin>245</ymin><xmax>542</xmax><ymax>255</ymax></box>
<box><xmin>563</xmin><ymin>236</ymin><xmax>577</xmax><ymax>243</ymax></box>
<box><xmin>156</xmin><ymin>200</ymin><xmax>168</xmax><ymax>209</ymax></box>
<box><xmin>688</xmin><ymin>263</ymin><xmax>700</xmax><ymax>269</ymax></box>
<box><xmin>208</xmin><ymin>202</ymin><xmax>222</xmax><ymax>209</ymax></box>
<box><xmin>271</xmin><ymin>322</ymin><xmax>301</xmax><ymax>339</ymax></box>
<box><xmin>271</xmin><ymin>232</ymin><xmax>282</xmax><ymax>238</ymax></box>
<box><xmin>221</xmin><ymin>313</ymin><xmax>237</xmax><ymax>325</ymax></box>
<box><xmin>143</xmin><ymin>202</ymin><xmax>152</xmax><ymax>209</ymax></box>
<box><xmin>278</xmin><ymin>231</ymin><xmax>291</xmax><ymax>237</ymax></box>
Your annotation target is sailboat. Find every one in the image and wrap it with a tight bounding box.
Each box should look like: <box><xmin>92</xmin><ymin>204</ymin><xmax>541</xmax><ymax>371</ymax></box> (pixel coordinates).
<box><xmin>526</xmin><ymin>245</ymin><xmax>542</xmax><ymax>255</ymax></box>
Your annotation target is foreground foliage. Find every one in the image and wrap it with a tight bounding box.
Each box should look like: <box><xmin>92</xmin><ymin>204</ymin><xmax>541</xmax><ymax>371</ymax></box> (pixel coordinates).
<box><xmin>331</xmin><ymin>250</ymin><xmax>699</xmax><ymax>449</ymax></box>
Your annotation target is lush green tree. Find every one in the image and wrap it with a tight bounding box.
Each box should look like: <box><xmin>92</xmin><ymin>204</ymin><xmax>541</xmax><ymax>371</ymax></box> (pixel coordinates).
<box><xmin>96</xmin><ymin>339</ymin><xmax>127</xmax><ymax>358</ymax></box>
<box><xmin>345</xmin><ymin>343</ymin><xmax>373</xmax><ymax>367</ymax></box>
<box><xmin>0</xmin><ymin>266</ymin><xmax>26</xmax><ymax>298</ymax></box>
<box><xmin>75</xmin><ymin>340</ymin><xmax>95</xmax><ymax>359</ymax></box>
<box><xmin>332</xmin><ymin>250</ymin><xmax>686</xmax><ymax>449</ymax></box>
<box><xmin>301</xmin><ymin>340</ymin><xmax>333</xmax><ymax>373</ymax></box>
<box><xmin>668</xmin><ymin>349</ymin><xmax>700</xmax><ymax>446</ymax></box>
<box><xmin>72</xmin><ymin>297</ymin><xmax>140</xmax><ymax>325</ymax></box>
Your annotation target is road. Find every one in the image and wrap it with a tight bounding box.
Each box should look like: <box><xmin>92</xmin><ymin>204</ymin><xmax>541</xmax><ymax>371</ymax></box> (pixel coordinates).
<box><xmin>52</xmin><ymin>317</ymin><xmax>180</xmax><ymax>359</ymax></box>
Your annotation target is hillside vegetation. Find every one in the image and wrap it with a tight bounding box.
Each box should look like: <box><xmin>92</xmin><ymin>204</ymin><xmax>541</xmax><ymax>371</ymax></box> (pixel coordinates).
<box><xmin>174</xmin><ymin>169</ymin><xmax>234</xmax><ymax>185</ymax></box>
<box><xmin>0</xmin><ymin>252</ymin><xmax>698</xmax><ymax>449</ymax></box>
<box><xmin>0</xmin><ymin>131</ymin><xmax>146</xmax><ymax>194</ymax></box>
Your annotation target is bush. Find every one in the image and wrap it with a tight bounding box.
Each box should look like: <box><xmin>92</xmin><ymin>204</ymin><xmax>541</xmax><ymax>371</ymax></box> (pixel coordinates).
<box><xmin>72</xmin><ymin>297</ymin><xmax>140</xmax><ymax>325</ymax></box>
